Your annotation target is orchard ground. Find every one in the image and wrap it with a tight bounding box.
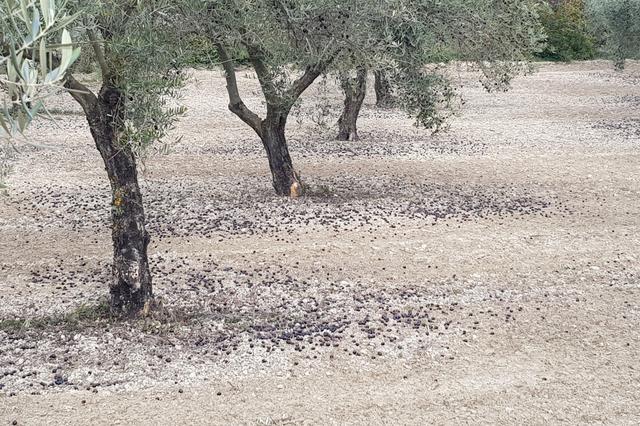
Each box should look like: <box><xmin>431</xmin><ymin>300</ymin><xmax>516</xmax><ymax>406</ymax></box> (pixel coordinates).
<box><xmin>1</xmin><ymin>61</ymin><xmax>639</xmax><ymax>425</ymax></box>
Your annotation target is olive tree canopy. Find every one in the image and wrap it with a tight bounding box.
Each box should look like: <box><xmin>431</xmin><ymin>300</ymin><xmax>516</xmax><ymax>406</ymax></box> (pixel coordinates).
<box><xmin>336</xmin><ymin>0</ymin><xmax>545</xmax><ymax>139</ymax></box>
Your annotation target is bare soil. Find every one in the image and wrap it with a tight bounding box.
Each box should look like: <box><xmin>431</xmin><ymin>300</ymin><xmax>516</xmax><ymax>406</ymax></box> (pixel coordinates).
<box><xmin>1</xmin><ymin>60</ymin><xmax>639</xmax><ymax>425</ymax></box>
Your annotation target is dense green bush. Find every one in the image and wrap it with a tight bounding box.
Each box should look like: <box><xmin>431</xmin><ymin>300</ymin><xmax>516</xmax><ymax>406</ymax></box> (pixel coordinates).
<box><xmin>538</xmin><ymin>0</ymin><xmax>597</xmax><ymax>61</ymax></box>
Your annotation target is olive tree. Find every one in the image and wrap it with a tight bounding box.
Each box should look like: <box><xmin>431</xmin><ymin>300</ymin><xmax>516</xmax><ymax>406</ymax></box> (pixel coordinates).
<box><xmin>197</xmin><ymin>1</ymin><xmax>542</xmax><ymax>194</ymax></box>
<box><xmin>3</xmin><ymin>0</ymin><xmax>187</xmax><ymax>314</ymax></box>
<box><xmin>337</xmin><ymin>66</ymin><xmax>367</xmax><ymax>141</ymax></box>
<box><xmin>196</xmin><ymin>0</ymin><xmax>388</xmax><ymax>196</ymax></box>
<box><xmin>66</xmin><ymin>0</ymin><xmax>188</xmax><ymax>314</ymax></box>
<box><xmin>336</xmin><ymin>0</ymin><xmax>544</xmax><ymax>141</ymax></box>
<box><xmin>588</xmin><ymin>0</ymin><xmax>640</xmax><ymax>70</ymax></box>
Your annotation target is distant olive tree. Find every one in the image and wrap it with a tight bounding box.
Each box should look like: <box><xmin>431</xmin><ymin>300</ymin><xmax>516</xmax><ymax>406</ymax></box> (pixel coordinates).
<box><xmin>374</xmin><ymin>71</ymin><xmax>394</xmax><ymax>108</ymax></box>
<box><xmin>337</xmin><ymin>66</ymin><xmax>367</xmax><ymax>141</ymax></box>
<box><xmin>588</xmin><ymin>0</ymin><xmax>640</xmax><ymax>70</ymax></box>
<box><xmin>3</xmin><ymin>0</ymin><xmax>188</xmax><ymax>315</ymax></box>
<box><xmin>335</xmin><ymin>0</ymin><xmax>545</xmax><ymax>142</ymax></box>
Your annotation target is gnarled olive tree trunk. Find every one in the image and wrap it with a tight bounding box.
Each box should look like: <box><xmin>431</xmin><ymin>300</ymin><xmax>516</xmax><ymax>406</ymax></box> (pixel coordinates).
<box><xmin>260</xmin><ymin>108</ymin><xmax>302</xmax><ymax>196</ymax></box>
<box><xmin>374</xmin><ymin>70</ymin><xmax>394</xmax><ymax>108</ymax></box>
<box><xmin>67</xmin><ymin>78</ymin><xmax>152</xmax><ymax>314</ymax></box>
<box><xmin>216</xmin><ymin>43</ymin><xmax>328</xmax><ymax>197</ymax></box>
<box><xmin>337</xmin><ymin>67</ymin><xmax>367</xmax><ymax>141</ymax></box>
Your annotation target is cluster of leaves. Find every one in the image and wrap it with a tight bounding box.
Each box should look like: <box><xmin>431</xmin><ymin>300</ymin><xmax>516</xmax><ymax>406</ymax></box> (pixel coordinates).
<box><xmin>200</xmin><ymin>0</ymin><xmax>387</xmax><ymax>105</ymax></box>
<box><xmin>374</xmin><ymin>0</ymin><xmax>544</xmax><ymax>130</ymax></box>
<box><xmin>537</xmin><ymin>0</ymin><xmax>597</xmax><ymax>61</ymax></box>
<box><xmin>1</xmin><ymin>0</ymin><xmax>81</xmax><ymax>189</ymax></box>
<box><xmin>180</xmin><ymin>35</ymin><xmax>254</xmax><ymax>69</ymax></box>
<box><xmin>182</xmin><ymin>34</ymin><xmax>219</xmax><ymax>68</ymax></box>
<box><xmin>0</xmin><ymin>0</ymin><xmax>80</xmax><ymax>139</ymax></box>
<box><xmin>73</xmin><ymin>0</ymin><xmax>190</xmax><ymax>154</ymax></box>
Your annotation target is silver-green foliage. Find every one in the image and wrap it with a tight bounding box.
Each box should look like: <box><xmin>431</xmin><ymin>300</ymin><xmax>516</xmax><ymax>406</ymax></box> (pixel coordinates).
<box><xmin>200</xmin><ymin>0</ymin><xmax>543</xmax><ymax>131</ymax></box>
<box><xmin>64</xmin><ymin>0</ymin><xmax>188</xmax><ymax>154</ymax></box>
<box><xmin>0</xmin><ymin>0</ymin><xmax>80</xmax><ymax>139</ymax></box>
<box><xmin>200</xmin><ymin>0</ymin><xmax>383</xmax><ymax>108</ymax></box>
<box><xmin>375</xmin><ymin>0</ymin><xmax>544</xmax><ymax>130</ymax></box>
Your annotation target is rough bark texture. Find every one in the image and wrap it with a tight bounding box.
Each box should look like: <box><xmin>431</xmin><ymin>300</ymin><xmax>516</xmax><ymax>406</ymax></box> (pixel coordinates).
<box><xmin>374</xmin><ymin>70</ymin><xmax>394</xmax><ymax>108</ymax></box>
<box><xmin>68</xmin><ymin>78</ymin><xmax>152</xmax><ymax>314</ymax></box>
<box><xmin>337</xmin><ymin>67</ymin><xmax>367</xmax><ymax>141</ymax></box>
<box><xmin>260</xmin><ymin>109</ymin><xmax>302</xmax><ymax>196</ymax></box>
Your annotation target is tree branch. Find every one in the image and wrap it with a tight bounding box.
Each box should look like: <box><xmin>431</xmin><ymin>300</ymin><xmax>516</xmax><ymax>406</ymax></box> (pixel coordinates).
<box><xmin>215</xmin><ymin>43</ymin><xmax>263</xmax><ymax>138</ymax></box>
<box><xmin>64</xmin><ymin>74</ymin><xmax>98</xmax><ymax>116</ymax></box>
<box><xmin>242</xmin><ymin>41</ymin><xmax>280</xmax><ymax>106</ymax></box>
<box><xmin>87</xmin><ymin>28</ymin><xmax>110</xmax><ymax>80</ymax></box>
<box><xmin>286</xmin><ymin>53</ymin><xmax>337</xmax><ymax>106</ymax></box>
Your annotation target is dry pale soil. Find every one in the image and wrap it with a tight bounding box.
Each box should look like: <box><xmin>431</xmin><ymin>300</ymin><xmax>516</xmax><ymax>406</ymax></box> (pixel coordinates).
<box><xmin>0</xmin><ymin>60</ymin><xmax>639</xmax><ymax>425</ymax></box>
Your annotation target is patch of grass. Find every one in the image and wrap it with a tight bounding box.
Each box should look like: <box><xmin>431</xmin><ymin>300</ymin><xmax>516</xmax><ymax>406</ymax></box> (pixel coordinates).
<box><xmin>0</xmin><ymin>300</ymin><xmax>112</xmax><ymax>333</ymax></box>
<box><xmin>45</xmin><ymin>108</ymin><xmax>85</xmax><ymax>117</ymax></box>
<box><xmin>305</xmin><ymin>183</ymin><xmax>338</xmax><ymax>198</ymax></box>
<box><xmin>0</xmin><ymin>298</ymin><xmax>213</xmax><ymax>336</ymax></box>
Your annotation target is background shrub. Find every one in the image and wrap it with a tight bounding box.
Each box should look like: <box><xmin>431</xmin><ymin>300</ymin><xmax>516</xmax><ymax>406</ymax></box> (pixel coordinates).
<box><xmin>538</xmin><ymin>0</ymin><xmax>597</xmax><ymax>61</ymax></box>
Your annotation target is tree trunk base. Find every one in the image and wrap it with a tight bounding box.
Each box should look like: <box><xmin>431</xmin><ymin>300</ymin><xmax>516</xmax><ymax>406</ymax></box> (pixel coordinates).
<box><xmin>261</xmin><ymin>111</ymin><xmax>304</xmax><ymax>197</ymax></box>
<box><xmin>336</xmin><ymin>129</ymin><xmax>359</xmax><ymax>141</ymax></box>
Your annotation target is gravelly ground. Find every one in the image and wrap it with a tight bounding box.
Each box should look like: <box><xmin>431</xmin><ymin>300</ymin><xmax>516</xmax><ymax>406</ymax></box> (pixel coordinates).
<box><xmin>1</xmin><ymin>60</ymin><xmax>639</xmax><ymax>425</ymax></box>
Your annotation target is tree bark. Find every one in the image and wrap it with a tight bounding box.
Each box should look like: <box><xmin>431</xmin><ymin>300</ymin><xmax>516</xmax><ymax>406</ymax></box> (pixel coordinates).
<box><xmin>337</xmin><ymin>67</ymin><xmax>367</xmax><ymax>141</ymax></box>
<box><xmin>259</xmin><ymin>108</ymin><xmax>302</xmax><ymax>196</ymax></box>
<box><xmin>68</xmin><ymin>78</ymin><xmax>152</xmax><ymax>314</ymax></box>
<box><xmin>374</xmin><ymin>70</ymin><xmax>394</xmax><ymax>108</ymax></box>
<box><xmin>216</xmin><ymin>42</ymin><xmax>332</xmax><ymax>197</ymax></box>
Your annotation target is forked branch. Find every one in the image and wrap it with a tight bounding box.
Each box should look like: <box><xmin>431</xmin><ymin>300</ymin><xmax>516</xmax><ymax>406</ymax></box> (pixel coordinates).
<box><xmin>215</xmin><ymin>43</ymin><xmax>264</xmax><ymax>138</ymax></box>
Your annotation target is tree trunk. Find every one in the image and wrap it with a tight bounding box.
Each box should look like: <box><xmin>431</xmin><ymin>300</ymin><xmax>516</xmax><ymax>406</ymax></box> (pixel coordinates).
<box><xmin>337</xmin><ymin>67</ymin><xmax>367</xmax><ymax>141</ymax></box>
<box><xmin>85</xmin><ymin>86</ymin><xmax>152</xmax><ymax>314</ymax></box>
<box><xmin>614</xmin><ymin>51</ymin><xmax>625</xmax><ymax>71</ymax></box>
<box><xmin>374</xmin><ymin>70</ymin><xmax>394</xmax><ymax>108</ymax></box>
<box><xmin>259</xmin><ymin>109</ymin><xmax>302</xmax><ymax>197</ymax></box>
